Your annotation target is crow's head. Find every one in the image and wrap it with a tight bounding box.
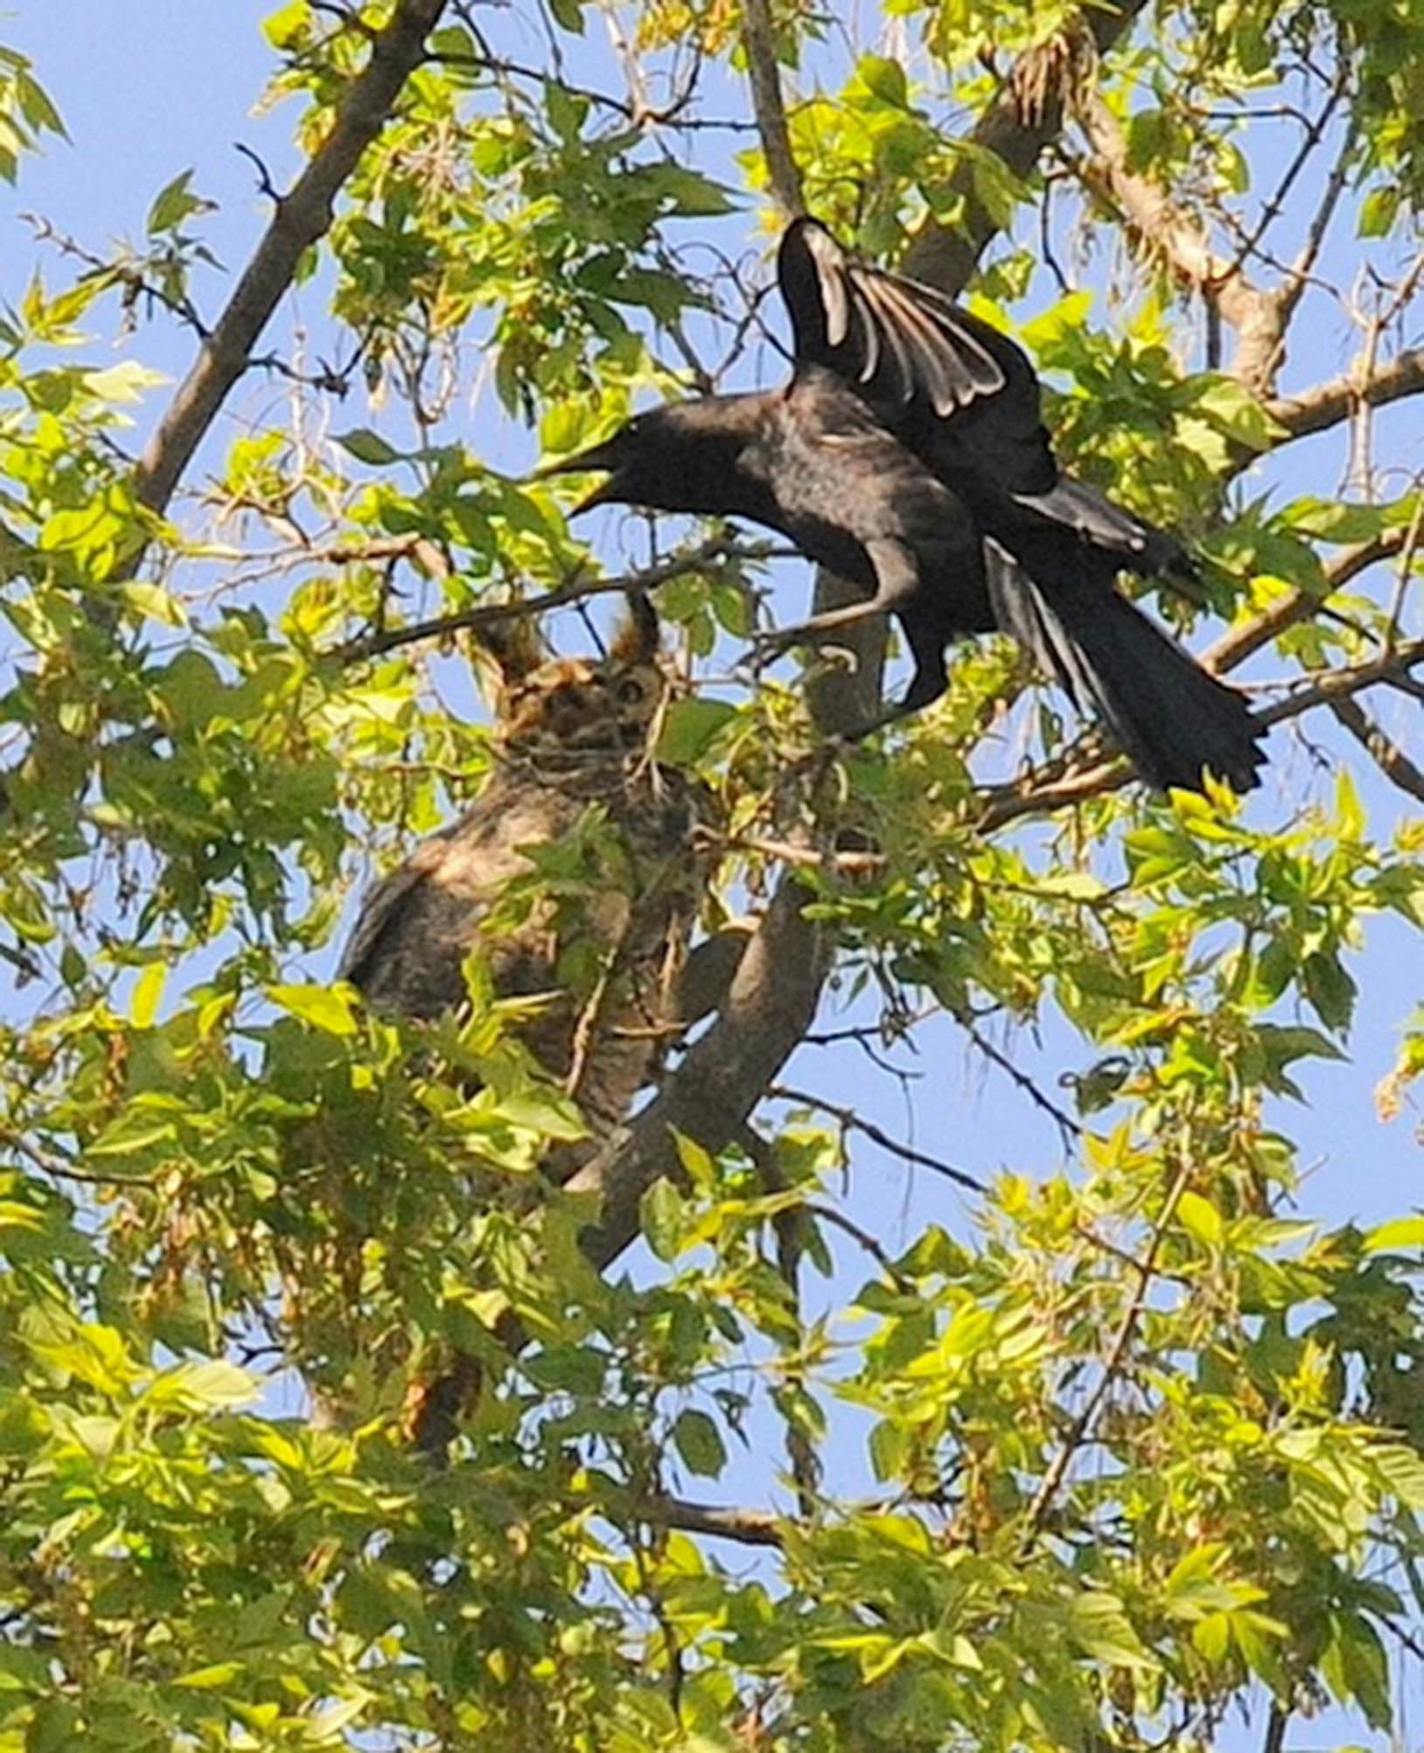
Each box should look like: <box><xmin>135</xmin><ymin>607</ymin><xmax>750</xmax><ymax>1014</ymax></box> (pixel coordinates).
<box><xmin>539</xmin><ymin>396</ymin><xmax>763</xmax><ymax>518</ymax></box>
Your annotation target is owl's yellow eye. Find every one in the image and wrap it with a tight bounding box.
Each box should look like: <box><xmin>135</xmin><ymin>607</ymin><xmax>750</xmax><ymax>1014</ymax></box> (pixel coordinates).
<box><xmin>616</xmin><ymin>677</ymin><xmax>647</xmax><ymax>706</ymax></box>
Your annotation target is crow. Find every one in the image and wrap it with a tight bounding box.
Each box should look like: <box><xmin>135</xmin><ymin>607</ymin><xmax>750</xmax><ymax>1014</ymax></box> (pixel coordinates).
<box><xmin>545</xmin><ymin>217</ymin><xmax>1266</xmax><ymax>794</ymax></box>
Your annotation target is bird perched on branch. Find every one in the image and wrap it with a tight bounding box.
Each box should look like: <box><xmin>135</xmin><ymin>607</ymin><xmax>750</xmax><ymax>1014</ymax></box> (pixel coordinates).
<box><xmin>546</xmin><ymin>218</ymin><xmax>1266</xmax><ymax>795</ymax></box>
<box><xmin>338</xmin><ymin>596</ymin><xmax>711</xmax><ymax>1171</ymax></box>
<box><xmin>333</xmin><ymin>598</ymin><xmax>720</xmax><ymax>1452</ymax></box>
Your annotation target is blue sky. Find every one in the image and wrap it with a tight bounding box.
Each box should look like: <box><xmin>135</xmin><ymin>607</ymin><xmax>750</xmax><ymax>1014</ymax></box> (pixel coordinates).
<box><xmin>1</xmin><ymin>7</ymin><xmax>1421</xmax><ymax>1746</ymax></box>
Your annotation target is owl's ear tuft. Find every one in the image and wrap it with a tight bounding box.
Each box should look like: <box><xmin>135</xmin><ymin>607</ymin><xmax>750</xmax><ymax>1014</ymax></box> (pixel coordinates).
<box><xmin>611</xmin><ymin>592</ymin><xmax>660</xmax><ymax>666</ymax></box>
<box><xmin>471</xmin><ymin>610</ymin><xmax>545</xmax><ymax>702</ymax></box>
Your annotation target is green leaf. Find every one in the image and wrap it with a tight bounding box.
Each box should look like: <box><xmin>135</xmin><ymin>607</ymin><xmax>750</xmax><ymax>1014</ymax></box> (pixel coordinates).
<box><xmin>1362</xmin><ymin>1217</ymin><xmax>1424</xmax><ymax>1254</ymax></box>
<box><xmin>656</xmin><ymin>698</ymin><xmax>737</xmax><ymax>765</ymax></box>
<box><xmin>672</xmin><ymin>1408</ymin><xmax>727</xmax><ymax>1478</ymax></box>
<box><xmin>641</xmin><ymin>1177</ymin><xmax>685</xmax><ymax>1262</ymax></box>
<box><xmin>672</xmin><ymin>1128</ymin><xmax>716</xmax><ymax>1189</ymax></box>
<box><xmin>1065</xmin><ymin>1591</ymin><xmax>1160</xmax><ymax>1671</ymax></box>
<box><xmin>268</xmin><ymin>983</ymin><xmax>359</xmax><ymax>1036</ymax></box>
<box><xmin>173</xmin><ymin>1661</ymin><xmax>245</xmax><ymax>1689</ymax></box>
<box><xmin>123</xmin><ymin>581</ymin><xmax>188</xmax><ymax>628</ymax></box>
<box><xmin>1177</xmin><ymin>1190</ymin><xmax>1223</xmax><ymax>1247</ymax></box>
<box><xmin>147</xmin><ymin>167</ymin><xmax>210</xmax><ymax>235</ymax></box>
<box><xmin>1254</xmin><ymin>1024</ymin><xmax>1348</xmax><ymax>1067</ymax></box>
<box><xmin>146</xmin><ymin>1358</ymin><xmax>256</xmax><ymax>1412</ymax></box>
<box><xmin>28</xmin><ymin>1699</ymin><xmax>81</xmax><ymax>1752</ymax></box>
<box><xmin>654</xmin><ymin>165</ymin><xmax>738</xmax><ymax>217</ymax></box>
<box><xmin>1358</xmin><ymin>185</ymin><xmax>1400</xmax><ymax>238</ymax></box>
<box><xmin>1190</xmin><ymin>375</ymin><xmax>1287</xmax><ymax>450</ymax></box>
<box><xmin>868</xmin><ymin>1418</ymin><xmax>912</xmax><ymax>1481</ymax></box>
<box><xmin>14</xmin><ymin>68</ymin><xmax>65</xmax><ymax>139</ymax></box>
<box><xmin>122</xmin><ymin>961</ymin><xmax>166</xmax><ymax>1033</ymax></box>
<box><xmin>854</xmin><ymin>54</ymin><xmax>908</xmax><ymax>108</ymax></box>
<box><xmin>335</xmin><ymin>428</ymin><xmax>400</xmax><ymax>466</ymax></box>
<box><xmin>1302</xmin><ymin>952</ymin><xmax>1356</xmax><ymax>1032</ymax></box>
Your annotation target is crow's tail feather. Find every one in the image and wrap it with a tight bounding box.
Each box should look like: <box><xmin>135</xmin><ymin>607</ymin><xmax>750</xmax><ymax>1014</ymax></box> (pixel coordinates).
<box><xmin>984</xmin><ymin>541</ymin><xmax>1266</xmax><ymax>794</ymax></box>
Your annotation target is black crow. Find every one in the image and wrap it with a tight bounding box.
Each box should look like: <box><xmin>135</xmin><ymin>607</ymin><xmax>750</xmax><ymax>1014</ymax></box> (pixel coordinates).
<box><xmin>546</xmin><ymin>218</ymin><xmax>1266</xmax><ymax>794</ymax></box>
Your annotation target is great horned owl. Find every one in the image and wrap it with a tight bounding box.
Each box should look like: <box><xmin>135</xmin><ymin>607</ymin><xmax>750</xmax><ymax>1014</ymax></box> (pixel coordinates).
<box><xmin>338</xmin><ymin>596</ymin><xmax>710</xmax><ymax>1172</ymax></box>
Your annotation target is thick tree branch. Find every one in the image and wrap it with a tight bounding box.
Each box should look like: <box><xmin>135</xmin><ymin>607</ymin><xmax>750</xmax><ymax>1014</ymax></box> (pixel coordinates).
<box><xmin>1071</xmin><ymin>89</ymin><xmax>1284</xmax><ymax>393</ymax></box>
<box><xmin>568</xmin><ymin>872</ymin><xmax>830</xmax><ymax>1272</ymax></box>
<box><xmin>902</xmin><ymin>1</ymin><xmax>1154</xmax><ymax>296</ymax></box>
<box><xmin>1263</xmin><ymin>346</ymin><xmax>1424</xmax><ymax>445</ymax></box>
<box><xmin>641</xmin><ymin>1495</ymin><xmax>785</xmax><ymax>1548</ymax></box>
<box><xmin>132</xmin><ymin>0</ymin><xmax>449</xmax><ymax>520</ymax></box>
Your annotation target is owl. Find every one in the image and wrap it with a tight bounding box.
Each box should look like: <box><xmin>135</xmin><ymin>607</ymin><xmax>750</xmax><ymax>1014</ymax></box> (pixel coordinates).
<box><xmin>337</xmin><ymin>595</ymin><xmax>712</xmax><ymax>1175</ymax></box>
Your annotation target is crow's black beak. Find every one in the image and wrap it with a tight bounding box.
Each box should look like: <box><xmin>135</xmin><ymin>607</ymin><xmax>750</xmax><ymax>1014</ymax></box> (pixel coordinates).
<box><xmin>535</xmin><ymin>436</ymin><xmax>626</xmax><ymax>517</ymax></box>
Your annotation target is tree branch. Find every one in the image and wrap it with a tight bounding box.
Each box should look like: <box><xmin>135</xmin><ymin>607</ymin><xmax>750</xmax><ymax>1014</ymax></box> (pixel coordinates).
<box><xmin>902</xmin><ymin>1</ymin><xmax>1154</xmax><ymax>296</ymax></box>
<box><xmin>1203</xmin><ymin>525</ymin><xmax>1415</xmax><ymax>675</ymax></box>
<box><xmin>740</xmin><ymin>0</ymin><xmax>804</xmax><ymax>218</ymax></box>
<box><xmin>1070</xmin><ymin>88</ymin><xmax>1284</xmax><ymax>393</ymax></box>
<box><xmin>1329</xmin><ymin>695</ymin><xmax>1424</xmax><ymax>804</ymax></box>
<box><xmin>333</xmin><ymin>537</ymin><xmax>777</xmax><ymax>664</ymax></box>
<box><xmin>977</xmin><ymin>634</ymin><xmax>1424</xmax><ymax>825</ymax></box>
<box><xmin>1262</xmin><ymin>346</ymin><xmax>1424</xmax><ymax>445</ymax></box>
<box><xmin>132</xmin><ymin>0</ymin><xmax>450</xmax><ymax>520</ymax></box>
<box><xmin>568</xmin><ymin>871</ymin><xmax>831</xmax><ymax>1272</ymax></box>
<box><xmin>640</xmin><ymin>1495</ymin><xmax>785</xmax><ymax>1548</ymax></box>
<box><xmin>769</xmin><ymin>1085</ymin><xmax>986</xmax><ymax>1193</ymax></box>
<box><xmin>1255</xmin><ymin>637</ymin><xmax>1424</xmax><ymax>728</ymax></box>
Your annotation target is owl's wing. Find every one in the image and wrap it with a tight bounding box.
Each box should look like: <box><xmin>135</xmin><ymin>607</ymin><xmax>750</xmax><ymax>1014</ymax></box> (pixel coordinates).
<box><xmin>336</xmin><ymin>837</ymin><xmax>452</xmax><ymax>993</ymax></box>
<box><xmin>777</xmin><ymin>217</ymin><xmax>1056</xmax><ymax>496</ymax></box>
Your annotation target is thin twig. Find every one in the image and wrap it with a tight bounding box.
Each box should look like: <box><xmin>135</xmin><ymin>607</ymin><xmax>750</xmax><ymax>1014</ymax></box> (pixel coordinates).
<box><xmin>1220</xmin><ymin>69</ymin><xmax>1348</xmax><ymax>289</ymax></box>
<box><xmin>769</xmin><ymin>1085</ymin><xmax>985</xmax><ymax>1193</ymax></box>
<box><xmin>1024</xmin><ymin>1158</ymin><xmax>1191</xmax><ymax>1539</ymax></box>
<box><xmin>956</xmin><ymin>1015</ymin><xmax>1084</xmax><ymax>1145</ymax></box>
<box><xmin>806</xmin><ymin>1201</ymin><xmax>916</xmax><ymax>1291</ymax></box>
<box><xmin>332</xmin><ymin>537</ymin><xmax>776</xmax><ymax>664</ymax></box>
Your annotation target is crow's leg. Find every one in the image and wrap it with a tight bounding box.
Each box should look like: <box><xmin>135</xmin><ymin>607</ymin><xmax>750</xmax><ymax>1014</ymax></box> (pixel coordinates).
<box><xmin>750</xmin><ymin>538</ymin><xmax>921</xmax><ymax>669</ymax></box>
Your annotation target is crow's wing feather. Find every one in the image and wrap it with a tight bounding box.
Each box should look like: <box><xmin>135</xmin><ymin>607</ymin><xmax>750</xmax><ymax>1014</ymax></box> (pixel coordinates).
<box><xmin>778</xmin><ymin>218</ymin><xmax>1056</xmax><ymax>495</ymax></box>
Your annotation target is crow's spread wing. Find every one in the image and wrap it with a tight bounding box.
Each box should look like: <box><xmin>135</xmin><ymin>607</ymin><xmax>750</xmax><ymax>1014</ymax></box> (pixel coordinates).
<box><xmin>778</xmin><ymin>218</ymin><xmax>1056</xmax><ymax>495</ymax></box>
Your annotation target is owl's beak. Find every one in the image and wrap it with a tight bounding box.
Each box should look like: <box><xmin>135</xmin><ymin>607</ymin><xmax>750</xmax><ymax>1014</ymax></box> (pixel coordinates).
<box><xmin>535</xmin><ymin>436</ymin><xmax>626</xmax><ymax>516</ymax></box>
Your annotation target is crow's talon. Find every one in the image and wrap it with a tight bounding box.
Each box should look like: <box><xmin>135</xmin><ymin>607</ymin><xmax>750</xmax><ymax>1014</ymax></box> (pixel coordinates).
<box><xmin>747</xmin><ymin>630</ymin><xmax>797</xmax><ymax>673</ymax></box>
